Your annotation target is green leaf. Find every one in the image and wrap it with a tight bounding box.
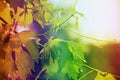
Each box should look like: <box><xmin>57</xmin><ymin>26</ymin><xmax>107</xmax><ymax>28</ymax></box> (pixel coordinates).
<box><xmin>50</xmin><ymin>45</ymin><xmax>59</xmax><ymax>62</ymax></box>
<box><xmin>43</xmin><ymin>57</ymin><xmax>59</xmax><ymax>78</ymax></box>
<box><xmin>42</xmin><ymin>46</ymin><xmax>50</xmax><ymax>65</ymax></box>
<box><xmin>57</xmin><ymin>41</ymin><xmax>73</xmax><ymax>69</ymax></box>
<box><xmin>41</xmin><ymin>38</ymin><xmax>85</xmax><ymax>80</ymax></box>
<box><xmin>68</xmin><ymin>41</ymin><xmax>86</xmax><ymax>62</ymax></box>
<box><xmin>62</xmin><ymin>61</ymin><xmax>79</xmax><ymax>80</ymax></box>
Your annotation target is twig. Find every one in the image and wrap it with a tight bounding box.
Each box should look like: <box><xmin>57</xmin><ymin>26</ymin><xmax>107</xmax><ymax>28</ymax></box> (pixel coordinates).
<box><xmin>69</xmin><ymin>29</ymin><xmax>113</xmax><ymax>43</ymax></box>
<box><xmin>35</xmin><ymin>69</ymin><xmax>45</xmax><ymax>80</ymax></box>
<box><xmin>83</xmin><ymin>64</ymin><xmax>120</xmax><ymax>78</ymax></box>
<box><xmin>72</xmin><ymin>0</ymin><xmax>78</xmax><ymax>10</ymax></box>
<box><xmin>79</xmin><ymin>70</ymin><xmax>93</xmax><ymax>80</ymax></box>
<box><xmin>83</xmin><ymin>64</ymin><xmax>99</xmax><ymax>72</ymax></box>
<box><xmin>36</xmin><ymin>12</ymin><xmax>77</xmax><ymax>36</ymax></box>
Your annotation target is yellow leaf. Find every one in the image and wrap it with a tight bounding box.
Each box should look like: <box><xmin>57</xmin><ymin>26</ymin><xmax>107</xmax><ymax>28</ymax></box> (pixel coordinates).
<box><xmin>25</xmin><ymin>39</ymin><xmax>39</xmax><ymax>62</ymax></box>
<box><xmin>95</xmin><ymin>72</ymin><xmax>116</xmax><ymax>80</ymax></box>
<box><xmin>18</xmin><ymin>30</ymin><xmax>35</xmax><ymax>43</ymax></box>
<box><xmin>105</xmin><ymin>74</ymin><xmax>117</xmax><ymax>80</ymax></box>
<box><xmin>13</xmin><ymin>7</ymin><xmax>33</xmax><ymax>26</ymax></box>
<box><xmin>0</xmin><ymin>8</ymin><xmax>12</xmax><ymax>24</ymax></box>
<box><xmin>19</xmin><ymin>11</ymin><xmax>33</xmax><ymax>26</ymax></box>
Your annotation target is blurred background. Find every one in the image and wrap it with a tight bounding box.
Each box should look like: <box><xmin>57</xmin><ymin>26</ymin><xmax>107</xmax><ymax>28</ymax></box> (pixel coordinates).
<box><xmin>48</xmin><ymin>0</ymin><xmax>120</xmax><ymax>79</ymax></box>
<box><xmin>48</xmin><ymin>0</ymin><xmax>120</xmax><ymax>41</ymax></box>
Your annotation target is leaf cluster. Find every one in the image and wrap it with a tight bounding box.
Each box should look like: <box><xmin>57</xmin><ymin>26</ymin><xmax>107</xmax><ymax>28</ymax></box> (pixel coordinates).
<box><xmin>39</xmin><ymin>38</ymin><xmax>85</xmax><ymax>80</ymax></box>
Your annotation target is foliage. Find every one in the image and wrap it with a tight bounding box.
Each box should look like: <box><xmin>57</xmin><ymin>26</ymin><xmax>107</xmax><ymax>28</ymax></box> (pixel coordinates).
<box><xmin>95</xmin><ymin>72</ymin><xmax>116</xmax><ymax>80</ymax></box>
<box><xmin>0</xmin><ymin>0</ymin><xmax>119</xmax><ymax>80</ymax></box>
<box><xmin>39</xmin><ymin>38</ymin><xmax>85</xmax><ymax>80</ymax></box>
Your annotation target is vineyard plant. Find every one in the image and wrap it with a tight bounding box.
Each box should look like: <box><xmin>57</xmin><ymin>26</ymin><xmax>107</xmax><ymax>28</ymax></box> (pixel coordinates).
<box><xmin>0</xmin><ymin>0</ymin><xmax>119</xmax><ymax>80</ymax></box>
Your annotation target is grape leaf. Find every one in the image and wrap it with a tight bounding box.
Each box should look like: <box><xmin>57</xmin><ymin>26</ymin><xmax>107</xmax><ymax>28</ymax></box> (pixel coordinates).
<box><xmin>13</xmin><ymin>7</ymin><xmax>33</xmax><ymax>26</ymax></box>
<box><xmin>0</xmin><ymin>48</ymin><xmax>6</xmax><ymax>59</ymax></box>
<box><xmin>25</xmin><ymin>39</ymin><xmax>39</xmax><ymax>62</ymax></box>
<box><xmin>62</xmin><ymin>61</ymin><xmax>79</xmax><ymax>80</ymax></box>
<box><xmin>18</xmin><ymin>30</ymin><xmax>35</xmax><ymax>44</ymax></box>
<box><xmin>0</xmin><ymin>0</ymin><xmax>7</xmax><ymax>12</ymax></box>
<box><xmin>32</xmin><ymin>0</ymin><xmax>53</xmax><ymax>27</ymax></box>
<box><xmin>0</xmin><ymin>8</ymin><xmax>12</xmax><ymax>25</ymax></box>
<box><xmin>41</xmin><ymin>38</ymin><xmax>61</xmax><ymax>65</ymax></box>
<box><xmin>15</xmin><ymin>48</ymin><xmax>34</xmax><ymax>80</ymax></box>
<box><xmin>6</xmin><ymin>0</ymin><xmax>26</xmax><ymax>13</ymax></box>
<box><xmin>43</xmin><ymin>57</ymin><xmax>58</xmax><ymax>78</ymax></box>
<box><xmin>95</xmin><ymin>72</ymin><xmax>116</xmax><ymax>80</ymax></box>
<box><xmin>41</xmin><ymin>38</ymin><xmax>85</xmax><ymax>80</ymax></box>
<box><xmin>57</xmin><ymin>41</ymin><xmax>73</xmax><ymax>69</ymax></box>
<box><xmin>26</xmin><ymin>0</ymin><xmax>34</xmax><ymax>6</ymax></box>
<box><xmin>0</xmin><ymin>38</ymin><xmax>34</xmax><ymax>80</ymax></box>
<box><xmin>5</xmin><ymin>0</ymin><xmax>33</xmax><ymax>26</ymax></box>
<box><xmin>68</xmin><ymin>41</ymin><xmax>86</xmax><ymax>62</ymax></box>
<box><xmin>8</xmin><ymin>34</ymin><xmax>34</xmax><ymax>80</ymax></box>
<box><xmin>0</xmin><ymin>2</ymin><xmax>32</xmax><ymax>26</ymax></box>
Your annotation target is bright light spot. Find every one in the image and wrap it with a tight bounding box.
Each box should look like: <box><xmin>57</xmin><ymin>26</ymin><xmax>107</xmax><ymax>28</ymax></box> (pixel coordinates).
<box><xmin>76</xmin><ymin>0</ymin><xmax>120</xmax><ymax>41</ymax></box>
<box><xmin>48</xmin><ymin>0</ymin><xmax>120</xmax><ymax>42</ymax></box>
<box><xmin>16</xmin><ymin>25</ymin><xmax>29</xmax><ymax>33</ymax></box>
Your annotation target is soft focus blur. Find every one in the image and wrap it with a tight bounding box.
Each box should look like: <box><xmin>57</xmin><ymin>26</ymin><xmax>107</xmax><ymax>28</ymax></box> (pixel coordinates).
<box><xmin>48</xmin><ymin>0</ymin><xmax>120</xmax><ymax>79</ymax></box>
<box><xmin>48</xmin><ymin>0</ymin><xmax>120</xmax><ymax>42</ymax></box>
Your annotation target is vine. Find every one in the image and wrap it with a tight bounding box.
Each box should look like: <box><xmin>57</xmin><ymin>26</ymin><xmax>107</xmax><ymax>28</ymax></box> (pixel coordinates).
<box><xmin>0</xmin><ymin>0</ymin><xmax>119</xmax><ymax>80</ymax></box>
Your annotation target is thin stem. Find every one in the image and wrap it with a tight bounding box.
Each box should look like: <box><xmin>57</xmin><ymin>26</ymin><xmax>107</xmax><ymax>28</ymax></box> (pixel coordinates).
<box><xmin>70</xmin><ymin>30</ymin><xmax>100</xmax><ymax>41</ymax></box>
<box><xmin>36</xmin><ymin>11</ymin><xmax>85</xmax><ymax>37</ymax></box>
<box><xmin>27</xmin><ymin>7</ymin><xmax>32</xmax><ymax>9</ymax></box>
<box><xmin>35</xmin><ymin>69</ymin><xmax>45</xmax><ymax>80</ymax></box>
<box><xmin>59</xmin><ymin>12</ymin><xmax>76</xmax><ymax>27</ymax></box>
<box><xmin>36</xmin><ymin>13</ymin><xmax>111</xmax><ymax>43</ymax></box>
<box><xmin>69</xmin><ymin>29</ymin><xmax>113</xmax><ymax>43</ymax></box>
<box><xmin>83</xmin><ymin>64</ymin><xmax>99</xmax><ymax>72</ymax></box>
<box><xmin>83</xmin><ymin>64</ymin><xmax>120</xmax><ymax>78</ymax></box>
<box><xmin>72</xmin><ymin>0</ymin><xmax>78</xmax><ymax>10</ymax></box>
<box><xmin>36</xmin><ymin>12</ymin><xmax>77</xmax><ymax>36</ymax></box>
<box><xmin>79</xmin><ymin>70</ymin><xmax>93</xmax><ymax>80</ymax></box>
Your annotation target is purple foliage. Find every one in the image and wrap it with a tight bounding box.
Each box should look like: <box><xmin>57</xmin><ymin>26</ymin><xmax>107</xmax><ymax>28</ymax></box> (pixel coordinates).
<box><xmin>31</xmin><ymin>59</ymin><xmax>42</xmax><ymax>76</ymax></box>
<box><xmin>13</xmin><ymin>62</ymin><xmax>18</xmax><ymax>71</ymax></box>
<box><xmin>28</xmin><ymin>20</ymin><xmax>51</xmax><ymax>80</ymax></box>
<box><xmin>18</xmin><ymin>0</ymin><xmax>26</xmax><ymax>8</ymax></box>
<box><xmin>37</xmin><ymin>71</ymin><xmax>47</xmax><ymax>80</ymax></box>
<box><xmin>21</xmin><ymin>45</ymin><xmax>30</xmax><ymax>55</ymax></box>
<box><xmin>11</xmin><ymin>50</ymin><xmax>16</xmax><ymax>61</ymax></box>
<box><xmin>28</xmin><ymin>20</ymin><xmax>50</xmax><ymax>34</ymax></box>
<box><xmin>28</xmin><ymin>20</ymin><xmax>49</xmax><ymax>51</ymax></box>
<box><xmin>28</xmin><ymin>20</ymin><xmax>45</xmax><ymax>34</ymax></box>
<box><xmin>6</xmin><ymin>0</ymin><xmax>26</xmax><ymax>13</ymax></box>
<box><xmin>30</xmin><ymin>58</ymin><xmax>47</xmax><ymax>80</ymax></box>
<box><xmin>26</xmin><ymin>74</ymin><xmax>35</xmax><ymax>80</ymax></box>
